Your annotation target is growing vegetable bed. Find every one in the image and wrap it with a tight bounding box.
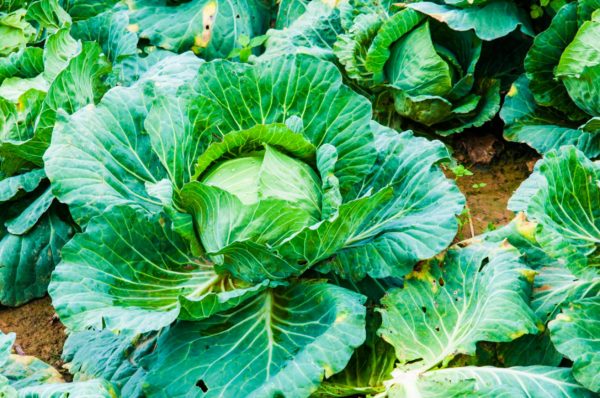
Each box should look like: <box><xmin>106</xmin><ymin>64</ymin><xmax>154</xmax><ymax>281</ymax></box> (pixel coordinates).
<box><xmin>0</xmin><ymin>1</ymin><xmax>598</xmax><ymax>397</ymax></box>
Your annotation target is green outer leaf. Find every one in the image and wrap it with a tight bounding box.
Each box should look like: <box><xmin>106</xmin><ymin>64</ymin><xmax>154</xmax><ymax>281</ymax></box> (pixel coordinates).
<box><xmin>0</xmin><ymin>47</ymin><xmax>43</xmax><ymax>82</ymax></box>
<box><xmin>130</xmin><ymin>0</ymin><xmax>273</xmax><ymax>58</ymax></box>
<box><xmin>264</xmin><ymin>1</ymin><xmax>343</xmax><ymax>62</ymax></box>
<box><xmin>16</xmin><ymin>379</ymin><xmax>118</xmax><ymax>397</ymax></box>
<box><xmin>4</xmin><ymin>187</ymin><xmax>53</xmax><ymax>234</ymax></box>
<box><xmin>314</xmin><ymin>306</ymin><xmax>396</xmax><ymax>398</ymax></box>
<box><xmin>44</xmin><ymin>52</ymin><xmax>203</xmax><ymax>225</ymax></box>
<box><xmin>42</xmin><ymin>28</ymin><xmax>80</xmax><ymax>83</ymax></box>
<box><xmin>501</xmin><ymin>75</ymin><xmax>600</xmax><ymax>158</ymax></box>
<box><xmin>142</xmin><ymin>281</ymin><xmax>366</xmax><ymax>398</ymax></box>
<box><xmin>378</xmin><ymin>242</ymin><xmax>539</xmax><ymax>371</ymax></box>
<box><xmin>0</xmin><ymin>168</ymin><xmax>45</xmax><ymax>201</ymax></box>
<box><xmin>532</xmin><ymin>264</ymin><xmax>599</xmax><ymax>323</ymax></box>
<box><xmin>497</xmin><ymin>331</ymin><xmax>563</xmax><ymax>367</ymax></box>
<box><xmin>2</xmin><ymin>41</ymin><xmax>112</xmax><ymax>166</ymax></box>
<box><xmin>25</xmin><ymin>0</ymin><xmax>71</xmax><ymax>31</ymax></box>
<box><xmin>146</xmin><ymin>93</ymin><xmax>211</xmax><ymax>191</ymax></box>
<box><xmin>63</xmin><ymin>329</ymin><xmax>157</xmax><ymax>397</ymax></box>
<box><xmin>1</xmin><ymin>342</ymin><xmax>64</xmax><ymax>389</ymax></box>
<box><xmin>61</xmin><ymin>0</ymin><xmax>119</xmax><ymax>20</ymax></box>
<box><xmin>0</xmin><ymin>0</ymin><xmax>27</xmax><ymax>14</ymax></box>
<box><xmin>389</xmin><ymin>366</ymin><xmax>595</xmax><ymax>397</ymax></box>
<box><xmin>550</xmin><ymin>296</ymin><xmax>600</xmax><ymax>392</ymax></box>
<box><xmin>406</xmin><ymin>1</ymin><xmax>534</xmax><ymax>41</ymax></box>
<box><xmin>48</xmin><ymin>205</ymin><xmax>268</xmax><ymax>332</ymax></box>
<box><xmin>524</xmin><ymin>2</ymin><xmax>582</xmax><ymax>118</ymax></box>
<box><xmin>556</xmin><ymin>17</ymin><xmax>600</xmax><ymax>116</ymax></box>
<box><xmin>0</xmin><ymin>208</ymin><xmax>72</xmax><ymax>307</ymax></box>
<box><xmin>71</xmin><ymin>6</ymin><xmax>138</xmax><ymax>64</ymax></box>
<box><xmin>275</xmin><ymin>0</ymin><xmax>309</xmax><ymax>28</ymax></box>
<box><xmin>0</xmin><ymin>332</ymin><xmax>13</xmax><ymax>367</ymax></box>
<box><xmin>34</xmin><ymin>41</ymin><xmax>112</xmax><ymax>162</ymax></box>
<box><xmin>0</xmin><ymin>90</ymin><xmax>45</xmax><ymax>161</ymax></box>
<box><xmin>526</xmin><ymin>146</ymin><xmax>600</xmax><ymax>269</ymax></box>
<box><xmin>321</xmin><ymin>128</ymin><xmax>464</xmax><ymax>280</ymax></box>
<box><xmin>194</xmin><ymin>54</ymin><xmax>376</xmax><ymax>197</ymax></box>
<box><xmin>0</xmin><ymin>9</ymin><xmax>35</xmax><ymax>57</ymax></box>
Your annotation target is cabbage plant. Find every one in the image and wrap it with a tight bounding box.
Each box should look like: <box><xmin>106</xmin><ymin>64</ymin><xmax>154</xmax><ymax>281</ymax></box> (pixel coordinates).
<box><xmin>261</xmin><ymin>0</ymin><xmax>534</xmax><ymax>135</ymax></box>
<box><xmin>504</xmin><ymin>145</ymin><xmax>600</xmax><ymax>393</ymax></box>
<box><xmin>501</xmin><ymin>0</ymin><xmax>600</xmax><ymax>158</ymax></box>
<box><xmin>41</xmin><ymin>52</ymin><xmax>466</xmax><ymax>396</ymax></box>
<box><xmin>369</xmin><ymin>145</ymin><xmax>600</xmax><ymax>397</ymax></box>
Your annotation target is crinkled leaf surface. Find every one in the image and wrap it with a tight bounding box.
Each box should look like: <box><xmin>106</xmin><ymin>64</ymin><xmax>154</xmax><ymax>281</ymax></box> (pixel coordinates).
<box><xmin>378</xmin><ymin>241</ymin><xmax>539</xmax><ymax>372</ymax></box>
<box><xmin>550</xmin><ymin>296</ymin><xmax>600</xmax><ymax>392</ymax></box>
<box><xmin>63</xmin><ymin>328</ymin><xmax>158</xmax><ymax>397</ymax></box>
<box><xmin>44</xmin><ymin>52</ymin><xmax>203</xmax><ymax>225</ymax></box>
<box><xmin>49</xmin><ymin>205</ymin><xmax>268</xmax><ymax>332</ymax></box>
<box><xmin>320</xmin><ymin>128</ymin><xmax>464</xmax><ymax>280</ymax></box>
<box><xmin>517</xmin><ymin>146</ymin><xmax>600</xmax><ymax>269</ymax></box>
<box><xmin>143</xmin><ymin>281</ymin><xmax>366</xmax><ymax>398</ymax></box>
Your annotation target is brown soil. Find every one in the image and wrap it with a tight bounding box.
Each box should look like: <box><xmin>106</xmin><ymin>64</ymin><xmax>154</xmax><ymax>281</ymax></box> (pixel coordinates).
<box><xmin>0</xmin><ymin>296</ymin><xmax>67</xmax><ymax>372</ymax></box>
<box><xmin>454</xmin><ymin>155</ymin><xmax>535</xmax><ymax>239</ymax></box>
<box><xmin>447</xmin><ymin>130</ymin><xmax>539</xmax><ymax>239</ymax></box>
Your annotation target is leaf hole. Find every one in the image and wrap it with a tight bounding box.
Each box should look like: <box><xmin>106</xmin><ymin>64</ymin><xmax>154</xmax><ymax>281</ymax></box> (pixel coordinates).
<box><xmin>435</xmin><ymin>326</ymin><xmax>440</xmax><ymax>332</ymax></box>
<box><xmin>196</xmin><ymin>380</ymin><xmax>209</xmax><ymax>392</ymax></box>
<box><xmin>478</xmin><ymin>258</ymin><xmax>489</xmax><ymax>272</ymax></box>
<box><xmin>421</xmin><ymin>306</ymin><xmax>427</xmax><ymax>314</ymax></box>
<box><xmin>438</xmin><ymin>277</ymin><xmax>445</xmax><ymax>286</ymax></box>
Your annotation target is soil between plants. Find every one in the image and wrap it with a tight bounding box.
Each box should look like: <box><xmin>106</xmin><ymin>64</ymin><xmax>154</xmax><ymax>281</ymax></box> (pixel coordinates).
<box><xmin>453</xmin><ymin>150</ymin><xmax>538</xmax><ymax>239</ymax></box>
<box><xmin>0</xmin><ymin>296</ymin><xmax>67</xmax><ymax>373</ymax></box>
<box><xmin>0</xmin><ymin>135</ymin><xmax>539</xmax><ymax>375</ymax></box>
